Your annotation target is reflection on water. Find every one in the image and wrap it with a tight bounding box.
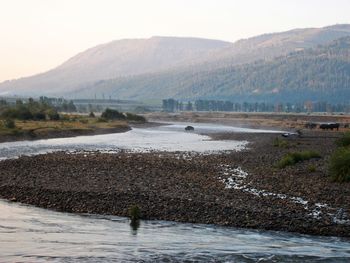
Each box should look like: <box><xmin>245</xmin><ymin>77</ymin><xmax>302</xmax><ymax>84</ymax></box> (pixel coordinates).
<box><xmin>130</xmin><ymin>220</ymin><xmax>141</xmax><ymax>235</ymax></box>
<box><xmin>0</xmin><ymin>200</ymin><xmax>349</xmax><ymax>262</ymax></box>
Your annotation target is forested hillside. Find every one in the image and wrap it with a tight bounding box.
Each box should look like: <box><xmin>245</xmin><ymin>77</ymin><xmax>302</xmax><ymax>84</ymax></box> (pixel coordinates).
<box><xmin>72</xmin><ymin>37</ymin><xmax>350</xmax><ymax>103</ymax></box>
<box><xmin>1</xmin><ymin>24</ymin><xmax>350</xmax><ymax>101</ymax></box>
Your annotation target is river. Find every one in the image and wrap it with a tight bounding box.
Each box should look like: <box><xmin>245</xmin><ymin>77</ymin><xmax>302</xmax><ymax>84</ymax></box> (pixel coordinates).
<box><xmin>0</xmin><ymin>123</ymin><xmax>349</xmax><ymax>262</ymax></box>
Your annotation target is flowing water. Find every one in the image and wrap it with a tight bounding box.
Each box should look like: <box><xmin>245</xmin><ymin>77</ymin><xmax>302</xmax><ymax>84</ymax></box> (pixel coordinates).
<box><xmin>0</xmin><ymin>123</ymin><xmax>349</xmax><ymax>262</ymax></box>
<box><xmin>0</xmin><ymin>122</ymin><xmax>256</xmax><ymax>160</ymax></box>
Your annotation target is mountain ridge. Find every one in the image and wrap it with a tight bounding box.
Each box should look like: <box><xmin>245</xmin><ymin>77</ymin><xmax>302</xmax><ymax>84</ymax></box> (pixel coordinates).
<box><xmin>1</xmin><ymin>24</ymin><xmax>350</xmax><ymax>102</ymax></box>
<box><xmin>69</xmin><ymin>36</ymin><xmax>350</xmax><ymax>103</ymax></box>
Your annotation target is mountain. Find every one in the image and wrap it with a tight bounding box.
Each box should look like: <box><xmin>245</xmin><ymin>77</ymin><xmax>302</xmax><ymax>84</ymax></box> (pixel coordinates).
<box><xmin>201</xmin><ymin>24</ymin><xmax>350</xmax><ymax>66</ymax></box>
<box><xmin>71</xmin><ymin>36</ymin><xmax>350</xmax><ymax>103</ymax></box>
<box><xmin>0</xmin><ymin>37</ymin><xmax>231</xmax><ymax>96</ymax></box>
<box><xmin>1</xmin><ymin>24</ymin><xmax>350</xmax><ymax>101</ymax></box>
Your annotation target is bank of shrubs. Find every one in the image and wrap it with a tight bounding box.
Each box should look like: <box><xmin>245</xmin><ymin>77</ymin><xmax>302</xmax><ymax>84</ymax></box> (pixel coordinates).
<box><xmin>276</xmin><ymin>150</ymin><xmax>321</xmax><ymax>168</ymax></box>
<box><xmin>329</xmin><ymin>132</ymin><xmax>350</xmax><ymax>182</ymax></box>
<box><xmin>100</xmin><ymin>108</ymin><xmax>146</xmax><ymax>122</ymax></box>
<box><xmin>0</xmin><ymin>99</ymin><xmax>60</xmax><ymax>121</ymax></box>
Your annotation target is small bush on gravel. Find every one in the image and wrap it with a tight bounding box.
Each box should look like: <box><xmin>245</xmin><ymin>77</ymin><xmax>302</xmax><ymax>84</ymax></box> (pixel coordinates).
<box><xmin>329</xmin><ymin>147</ymin><xmax>350</xmax><ymax>183</ymax></box>
<box><xmin>273</xmin><ymin>137</ymin><xmax>289</xmax><ymax>148</ymax></box>
<box><xmin>336</xmin><ymin>132</ymin><xmax>350</xmax><ymax>148</ymax></box>
<box><xmin>276</xmin><ymin>150</ymin><xmax>321</xmax><ymax>168</ymax></box>
<box><xmin>307</xmin><ymin>164</ymin><xmax>316</xmax><ymax>173</ymax></box>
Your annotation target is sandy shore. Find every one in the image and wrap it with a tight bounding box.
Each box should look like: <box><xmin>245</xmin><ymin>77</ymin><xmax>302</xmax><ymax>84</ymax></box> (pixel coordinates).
<box><xmin>0</xmin><ymin>129</ymin><xmax>349</xmax><ymax>237</ymax></box>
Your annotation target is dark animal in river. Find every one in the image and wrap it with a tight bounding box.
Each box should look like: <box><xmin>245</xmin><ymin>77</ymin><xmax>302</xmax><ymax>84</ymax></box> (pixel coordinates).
<box><xmin>185</xmin><ymin>126</ymin><xmax>194</xmax><ymax>131</ymax></box>
<box><xmin>319</xmin><ymin>123</ymin><xmax>340</xmax><ymax>131</ymax></box>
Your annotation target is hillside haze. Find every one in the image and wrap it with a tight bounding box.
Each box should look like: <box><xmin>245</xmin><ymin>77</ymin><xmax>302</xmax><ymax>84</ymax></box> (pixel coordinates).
<box><xmin>0</xmin><ymin>37</ymin><xmax>231</xmax><ymax>96</ymax></box>
<box><xmin>1</xmin><ymin>24</ymin><xmax>350</xmax><ymax>102</ymax></box>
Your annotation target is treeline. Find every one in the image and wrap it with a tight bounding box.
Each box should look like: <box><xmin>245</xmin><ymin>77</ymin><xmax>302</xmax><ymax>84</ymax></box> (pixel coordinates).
<box><xmin>39</xmin><ymin>97</ymin><xmax>77</xmax><ymax>112</ymax></box>
<box><xmin>0</xmin><ymin>97</ymin><xmax>77</xmax><ymax>121</ymax></box>
<box><xmin>162</xmin><ymin>99</ymin><xmax>350</xmax><ymax>113</ymax></box>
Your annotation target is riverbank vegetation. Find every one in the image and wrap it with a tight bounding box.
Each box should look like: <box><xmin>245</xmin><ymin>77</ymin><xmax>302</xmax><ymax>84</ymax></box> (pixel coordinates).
<box><xmin>0</xmin><ymin>99</ymin><xmax>146</xmax><ymax>142</ymax></box>
<box><xmin>276</xmin><ymin>150</ymin><xmax>321</xmax><ymax>169</ymax></box>
<box><xmin>329</xmin><ymin>132</ymin><xmax>350</xmax><ymax>182</ymax></box>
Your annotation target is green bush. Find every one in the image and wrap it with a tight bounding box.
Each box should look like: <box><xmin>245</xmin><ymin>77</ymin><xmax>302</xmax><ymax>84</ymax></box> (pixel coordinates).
<box><xmin>33</xmin><ymin>111</ymin><xmax>46</xmax><ymax>120</ymax></box>
<box><xmin>47</xmin><ymin>109</ymin><xmax>60</xmax><ymax>120</ymax></box>
<box><xmin>307</xmin><ymin>164</ymin><xmax>316</xmax><ymax>173</ymax></box>
<box><xmin>273</xmin><ymin>137</ymin><xmax>289</xmax><ymax>148</ymax></box>
<box><xmin>2</xmin><ymin>107</ymin><xmax>33</xmax><ymax>120</ymax></box>
<box><xmin>329</xmin><ymin>147</ymin><xmax>350</xmax><ymax>182</ymax></box>
<box><xmin>276</xmin><ymin>150</ymin><xmax>321</xmax><ymax>168</ymax></box>
<box><xmin>89</xmin><ymin>111</ymin><xmax>95</xmax><ymax>118</ymax></box>
<box><xmin>336</xmin><ymin>132</ymin><xmax>350</xmax><ymax>148</ymax></box>
<box><xmin>101</xmin><ymin>108</ymin><xmax>125</xmax><ymax>120</ymax></box>
<box><xmin>4</xmin><ymin>119</ymin><xmax>16</xmax><ymax>129</ymax></box>
<box><xmin>125</xmin><ymin>112</ymin><xmax>146</xmax><ymax>122</ymax></box>
<box><xmin>128</xmin><ymin>205</ymin><xmax>141</xmax><ymax>221</ymax></box>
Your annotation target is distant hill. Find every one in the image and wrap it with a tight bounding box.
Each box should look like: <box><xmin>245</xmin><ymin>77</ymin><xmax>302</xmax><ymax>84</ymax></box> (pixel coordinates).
<box><xmin>1</xmin><ymin>24</ymin><xmax>350</xmax><ymax>102</ymax></box>
<box><xmin>200</xmin><ymin>24</ymin><xmax>350</xmax><ymax>67</ymax></box>
<box><xmin>0</xmin><ymin>37</ymin><xmax>231</xmax><ymax>96</ymax></box>
<box><xmin>72</xmin><ymin>36</ymin><xmax>350</xmax><ymax>103</ymax></box>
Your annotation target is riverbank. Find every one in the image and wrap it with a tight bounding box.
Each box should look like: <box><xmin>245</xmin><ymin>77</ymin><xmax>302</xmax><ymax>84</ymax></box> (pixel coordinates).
<box><xmin>145</xmin><ymin>111</ymin><xmax>350</xmax><ymax>131</ymax></box>
<box><xmin>0</xmin><ymin>119</ymin><xmax>152</xmax><ymax>143</ymax></box>
<box><xmin>0</xmin><ymin>130</ymin><xmax>349</xmax><ymax>237</ymax></box>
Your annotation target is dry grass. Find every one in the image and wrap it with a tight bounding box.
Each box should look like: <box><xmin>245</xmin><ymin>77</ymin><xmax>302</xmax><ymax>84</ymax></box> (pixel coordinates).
<box><xmin>14</xmin><ymin>118</ymin><xmax>128</xmax><ymax>131</ymax></box>
<box><xmin>0</xmin><ymin>117</ymin><xmax>129</xmax><ymax>139</ymax></box>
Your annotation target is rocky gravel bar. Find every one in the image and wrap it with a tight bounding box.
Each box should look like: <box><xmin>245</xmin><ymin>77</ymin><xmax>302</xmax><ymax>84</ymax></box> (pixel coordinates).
<box><xmin>0</xmin><ymin>130</ymin><xmax>349</xmax><ymax>237</ymax></box>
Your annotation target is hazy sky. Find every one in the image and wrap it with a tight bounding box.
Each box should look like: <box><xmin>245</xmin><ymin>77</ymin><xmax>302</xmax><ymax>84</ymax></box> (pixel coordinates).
<box><xmin>1</xmin><ymin>0</ymin><xmax>350</xmax><ymax>82</ymax></box>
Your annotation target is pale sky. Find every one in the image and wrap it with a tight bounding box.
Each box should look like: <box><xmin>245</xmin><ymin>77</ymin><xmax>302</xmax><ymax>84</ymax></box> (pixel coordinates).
<box><xmin>0</xmin><ymin>0</ymin><xmax>350</xmax><ymax>82</ymax></box>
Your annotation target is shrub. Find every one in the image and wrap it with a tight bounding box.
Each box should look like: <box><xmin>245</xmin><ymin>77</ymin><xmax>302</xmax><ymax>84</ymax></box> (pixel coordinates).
<box><xmin>336</xmin><ymin>132</ymin><xmax>350</xmax><ymax>148</ymax></box>
<box><xmin>276</xmin><ymin>150</ymin><xmax>321</xmax><ymax>168</ymax></box>
<box><xmin>329</xmin><ymin>147</ymin><xmax>350</xmax><ymax>182</ymax></box>
<box><xmin>128</xmin><ymin>205</ymin><xmax>141</xmax><ymax>221</ymax></box>
<box><xmin>307</xmin><ymin>164</ymin><xmax>316</xmax><ymax>173</ymax></box>
<box><xmin>125</xmin><ymin>112</ymin><xmax>146</xmax><ymax>122</ymax></box>
<box><xmin>16</xmin><ymin>106</ymin><xmax>34</xmax><ymax>120</ymax></box>
<box><xmin>33</xmin><ymin>111</ymin><xmax>46</xmax><ymax>120</ymax></box>
<box><xmin>4</xmin><ymin>119</ymin><xmax>15</xmax><ymax>129</ymax></box>
<box><xmin>2</xmin><ymin>107</ymin><xmax>33</xmax><ymax>120</ymax></box>
<box><xmin>101</xmin><ymin>108</ymin><xmax>125</xmax><ymax>120</ymax></box>
<box><xmin>89</xmin><ymin>111</ymin><xmax>95</xmax><ymax>118</ymax></box>
<box><xmin>47</xmin><ymin>110</ymin><xmax>60</xmax><ymax>120</ymax></box>
<box><xmin>273</xmin><ymin>137</ymin><xmax>289</xmax><ymax>148</ymax></box>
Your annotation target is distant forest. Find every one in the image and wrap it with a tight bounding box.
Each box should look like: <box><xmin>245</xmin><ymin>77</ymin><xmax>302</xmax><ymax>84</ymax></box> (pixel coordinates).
<box><xmin>162</xmin><ymin>99</ymin><xmax>350</xmax><ymax>113</ymax></box>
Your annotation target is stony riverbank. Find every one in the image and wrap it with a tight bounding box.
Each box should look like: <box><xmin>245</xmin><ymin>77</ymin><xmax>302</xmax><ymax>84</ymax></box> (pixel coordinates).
<box><xmin>0</xmin><ymin>130</ymin><xmax>349</xmax><ymax>237</ymax></box>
